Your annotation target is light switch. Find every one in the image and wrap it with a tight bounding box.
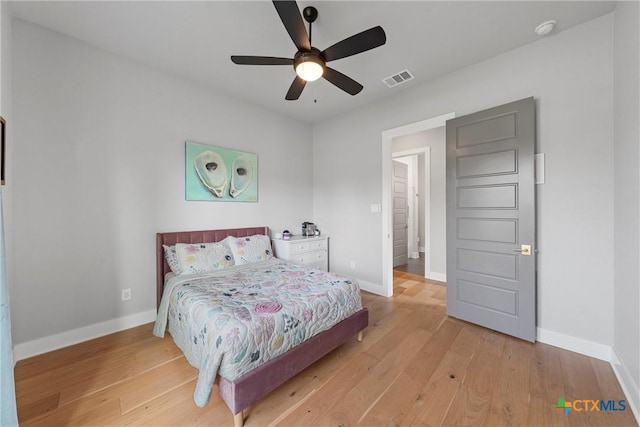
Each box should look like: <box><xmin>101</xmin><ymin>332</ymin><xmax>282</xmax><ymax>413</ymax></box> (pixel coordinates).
<box><xmin>370</xmin><ymin>204</ymin><xmax>381</xmax><ymax>213</ymax></box>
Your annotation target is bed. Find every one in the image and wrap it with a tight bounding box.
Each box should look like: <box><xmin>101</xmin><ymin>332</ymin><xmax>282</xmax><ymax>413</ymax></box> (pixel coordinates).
<box><xmin>154</xmin><ymin>226</ymin><xmax>368</xmax><ymax>427</ymax></box>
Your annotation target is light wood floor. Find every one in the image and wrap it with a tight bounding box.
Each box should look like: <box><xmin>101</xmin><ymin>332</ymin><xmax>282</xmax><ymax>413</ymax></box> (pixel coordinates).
<box><xmin>15</xmin><ymin>271</ymin><xmax>638</xmax><ymax>426</ymax></box>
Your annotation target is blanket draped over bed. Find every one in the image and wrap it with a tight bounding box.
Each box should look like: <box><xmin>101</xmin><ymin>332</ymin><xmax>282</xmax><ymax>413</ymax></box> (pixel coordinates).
<box><xmin>153</xmin><ymin>258</ymin><xmax>363</xmax><ymax>407</ymax></box>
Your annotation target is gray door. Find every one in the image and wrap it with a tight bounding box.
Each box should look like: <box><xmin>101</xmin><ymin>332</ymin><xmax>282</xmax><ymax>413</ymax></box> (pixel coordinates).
<box><xmin>392</xmin><ymin>161</ymin><xmax>409</xmax><ymax>267</ymax></box>
<box><xmin>446</xmin><ymin>97</ymin><xmax>536</xmax><ymax>342</ymax></box>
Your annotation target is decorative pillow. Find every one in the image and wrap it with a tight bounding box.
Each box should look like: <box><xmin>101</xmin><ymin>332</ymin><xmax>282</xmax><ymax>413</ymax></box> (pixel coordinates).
<box><xmin>227</xmin><ymin>234</ymin><xmax>274</xmax><ymax>265</ymax></box>
<box><xmin>162</xmin><ymin>244</ymin><xmax>182</xmax><ymax>275</ymax></box>
<box><xmin>174</xmin><ymin>239</ymin><xmax>235</xmax><ymax>274</ymax></box>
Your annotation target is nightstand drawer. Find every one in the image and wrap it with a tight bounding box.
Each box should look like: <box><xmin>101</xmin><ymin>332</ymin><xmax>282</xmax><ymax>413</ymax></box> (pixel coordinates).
<box><xmin>289</xmin><ymin>249</ymin><xmax>327</xmax><ymax>265</ymax></box>
<box><xmin>305</xmin><ymin>259</ymin><xmax>328</xmax><ymax>271</ymax></box>
<box><xmin>288</xmin><ymin>238</ymin><xmax>327</xmax><ymax>255</ymax></box>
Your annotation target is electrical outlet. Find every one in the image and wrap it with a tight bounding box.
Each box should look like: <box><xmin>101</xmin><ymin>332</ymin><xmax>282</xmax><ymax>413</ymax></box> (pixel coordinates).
<box><xmin>350</xmin><ymin>261</ymin><xmax>356</xmax><ymax>269</ymax></box>
<box><xmin>122</xmin><ymin>288</ymin><xmax>131</xmax><ymax>301</ymax></box>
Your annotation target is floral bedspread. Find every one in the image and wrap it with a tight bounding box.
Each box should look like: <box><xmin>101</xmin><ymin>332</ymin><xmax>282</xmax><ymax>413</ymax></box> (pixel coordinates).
<box><xmin>153</xmin><ymin>258</ymin><xmax>362</xmax><ymax>407</ymax></box>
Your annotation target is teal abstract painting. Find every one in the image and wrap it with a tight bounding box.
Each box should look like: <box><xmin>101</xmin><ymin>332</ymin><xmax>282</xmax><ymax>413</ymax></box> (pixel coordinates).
<box><xmin>185</xmin><ymin>141</ymin><xmax>258</xmax><ymax>202</ymax></box>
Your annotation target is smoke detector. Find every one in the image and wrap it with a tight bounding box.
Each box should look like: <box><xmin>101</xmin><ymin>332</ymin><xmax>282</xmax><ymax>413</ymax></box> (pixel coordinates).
<box><xmin>535</xmin><ymin>20</ymin><xmax>556</xmax><ymax>36</ymax></box>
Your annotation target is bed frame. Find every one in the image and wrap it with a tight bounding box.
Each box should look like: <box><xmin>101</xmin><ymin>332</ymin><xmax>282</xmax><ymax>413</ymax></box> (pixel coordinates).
<box><xmin>156</xmin><ymin>226</ymin><xmax>369</xmax><ymax>427</ymax></box>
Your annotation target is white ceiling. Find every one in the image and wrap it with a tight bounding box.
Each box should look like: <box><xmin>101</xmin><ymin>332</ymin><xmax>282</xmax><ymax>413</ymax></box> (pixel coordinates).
<box><xmin>11</xmin><ymin>1</ymin><xmax>616</xmax><ymax>124</ymax></box>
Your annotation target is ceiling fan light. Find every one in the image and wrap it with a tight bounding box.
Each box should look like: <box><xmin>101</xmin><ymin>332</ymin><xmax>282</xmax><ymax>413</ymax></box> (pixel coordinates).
<box><xmin>295</xmin><ymin>56</ymin><xmax>324</xmax><ymax>81</ymax></box>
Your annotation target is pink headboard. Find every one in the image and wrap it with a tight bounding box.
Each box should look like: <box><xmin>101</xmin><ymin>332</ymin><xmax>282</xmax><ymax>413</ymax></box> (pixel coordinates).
<box><xmin>156</xmin><ymin>226</ymin><xmax>270</xmax><ymax>308</ymax></box>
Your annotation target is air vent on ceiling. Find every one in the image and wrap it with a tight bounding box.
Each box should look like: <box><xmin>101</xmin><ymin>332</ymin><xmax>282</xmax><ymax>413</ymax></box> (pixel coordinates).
<box><xmin>382</xmin><ymin>69</ymin><xmax>414</xmax><ymax>88</ymax></box>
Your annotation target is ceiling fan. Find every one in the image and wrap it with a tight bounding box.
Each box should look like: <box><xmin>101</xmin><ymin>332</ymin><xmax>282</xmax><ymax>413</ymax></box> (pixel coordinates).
<box><xmin>231</xmin><ymin>1</ymin><xmax>386</xmax><ymax>101</ymax></box>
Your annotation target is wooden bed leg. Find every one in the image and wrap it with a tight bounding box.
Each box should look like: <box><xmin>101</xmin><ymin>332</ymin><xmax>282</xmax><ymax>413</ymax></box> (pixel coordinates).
<box><xmin>357</xmin><ymin>330</ymin><xmax>363</xmax><ymax>342</ymax></box>
<box><xmin>234</xmin><ymin>410</ymin><xmax>244</xmax><ymax>427</ymax></box>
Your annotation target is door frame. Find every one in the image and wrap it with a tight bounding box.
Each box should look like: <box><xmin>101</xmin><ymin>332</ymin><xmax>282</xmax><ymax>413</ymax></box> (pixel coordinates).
<box><xmin>381</xmin><ymin>112</ymin><xmax>455</xmax><ymax>297</ymax></box>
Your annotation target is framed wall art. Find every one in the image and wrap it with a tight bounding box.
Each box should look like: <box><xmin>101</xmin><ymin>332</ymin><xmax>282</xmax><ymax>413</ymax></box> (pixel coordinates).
<box><xmin>185</xmin><ymin>141</ymin><xmax>258</xmax><ymax>202</ymax></box>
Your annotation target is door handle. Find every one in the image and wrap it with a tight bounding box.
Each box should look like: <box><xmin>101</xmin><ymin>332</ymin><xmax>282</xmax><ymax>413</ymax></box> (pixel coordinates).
<box><xmin>512</xmin><ymin>244</ymin><xmax>532</xmax><ymax>256</ymax></box>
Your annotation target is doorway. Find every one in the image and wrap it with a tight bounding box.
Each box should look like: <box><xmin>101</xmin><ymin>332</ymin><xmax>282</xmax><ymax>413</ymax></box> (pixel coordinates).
<box><xmin>392</xmin><ymin>153</ymin><xmax>424</xmax><ymax>276</ymax></box>
<box><xmin>391</xmin><ymin>159</ymin><xmax>410</xmax><ymax>269</ymax></box>
<box><xmin>381</xmin><ymin>112</ymin><xmax>455</xmax><ymax>297</ymax></box>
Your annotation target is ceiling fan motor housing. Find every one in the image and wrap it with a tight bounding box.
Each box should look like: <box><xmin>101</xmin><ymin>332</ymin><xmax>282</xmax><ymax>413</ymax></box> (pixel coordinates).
<box><xmin>294</xmin><ymin>48</ymin><xmax>325</xmax><ymax>67</ymax></box>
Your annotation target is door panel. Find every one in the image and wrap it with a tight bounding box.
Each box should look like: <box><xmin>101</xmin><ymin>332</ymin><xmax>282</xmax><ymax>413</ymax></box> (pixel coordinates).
<box><xmin>456</xmin><ymin>112</ymin><xmax>517</xmax><ymax>146</ymax></box>
<box><xmin>457</xmin><ymin>248</ymin><xmax>518</xmax><ymax>279</ymax></box>
<box><xmin>456</xmin><ymin>184</ymin><xmax>517</xmax><ymax>208</ymax></box>
<box><xmin>392</xmin><ymin>161</ymin><xmax>409</xmax><ymax>267</ymax></box>
<box><xmin>457</xmin><ymin>149</ymin><xmax>517</xmax><ymax>177</ymax></box>
<box><xmin>446</xmin><ymin>97</ymin><xmax>536</xmax><ymax>342</ymax></box>
<box><xmin>457</xmin><ymin>218</ymin><xmax>517</xmax><ymax>243</ymax></box>
<box><xmin>457</xmin><ymin>280</ymin><xmax>517</xmax><ymax>315</ymax></box>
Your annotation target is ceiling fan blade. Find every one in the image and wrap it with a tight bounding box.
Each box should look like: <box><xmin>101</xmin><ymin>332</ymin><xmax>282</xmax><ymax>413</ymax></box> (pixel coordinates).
<box><xmin>285</xmin><ymin>76</ymin><xmax>306</xmax><ymax>100</ymax></box>
<box><xmin>322</xmin><ymin>26</ymin><xmax>386</xmax><ymax>62</ymax></box>
<box><xmin>273</xmin><ymin>1</ymin><xmax>311</xmax><ymax>51</ymax></box>
<box><xmin>323</xmin><ymin>67</ymin><xmax>363</xmax><ymax>96</ymax></box>
<box><xmin>231</xmin><ymin>56</ymin><xmax>294</xmax><ymax>66</ymax></box>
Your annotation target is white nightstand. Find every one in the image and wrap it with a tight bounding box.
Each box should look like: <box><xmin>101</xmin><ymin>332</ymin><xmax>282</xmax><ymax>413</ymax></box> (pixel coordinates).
<box><xmin>272</xmin><ymin>235</ymin><xmax>329</xmax><ymax>271</ymax></box>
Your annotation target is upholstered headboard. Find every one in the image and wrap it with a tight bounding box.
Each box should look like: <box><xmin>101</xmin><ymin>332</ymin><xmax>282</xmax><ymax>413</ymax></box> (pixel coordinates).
<box><xmin>155</xmin><ymin>226</ymin><xmax>270</xmax><ymax>308</ymax></box>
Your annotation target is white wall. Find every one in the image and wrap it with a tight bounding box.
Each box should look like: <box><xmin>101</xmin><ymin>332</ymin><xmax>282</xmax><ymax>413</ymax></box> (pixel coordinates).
<box><xmin>0</xmin><ymin>3</ymin><xmax>18</xmax><ymax>425</ymax></box>
<box><xmin>1</xmin><ymin>0</ymin><xmax>13</xmax><ymax>276</ymax></box>
<box><xmin>613</xmin><ymin>0</ymin><xmax>640</xmax><ymax>416</ymax></box>
<box><xmin>314</xmin><ymin>14</ymin><xmax>614</xmax><ymax>346</ymax></box>
<box><xmin>11</xmin><ymin>20</ymin><xmax>314</xmax><ymax>348</ymax></box>
<box><xmin>392</xmin><ymin>127</ymin><xmax>446</xmax><ymax>277</ymax></box>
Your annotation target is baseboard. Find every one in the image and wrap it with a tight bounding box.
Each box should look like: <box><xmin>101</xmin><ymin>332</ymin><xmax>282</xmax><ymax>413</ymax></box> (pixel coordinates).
<box><xmin>536</xmin><ymin>327</ymin><xmax>611</xmax><ymax>361</ymax></box>
<box><xmin>611</xmin><ymin>348</ymin><xmax>640</xmax><ymax>424</ymax></box>
<box><xmin>13</xmin><ymin>309</ymin><xmax>157</xmax><ymax>363</ymax></box>
<box><xmin>536</xmin><ymin>328</ymin><xmax>640</xmax><ymax>423</ymax></box>
<box><xmin>426</xmin><ymin>271</ymin><xmax>446</xmax><ymax>282</ymax></box>
<box><xmin>358</xmin><ymin>278</ymin><xmax>390</xmax><ymax>297</ymax></box>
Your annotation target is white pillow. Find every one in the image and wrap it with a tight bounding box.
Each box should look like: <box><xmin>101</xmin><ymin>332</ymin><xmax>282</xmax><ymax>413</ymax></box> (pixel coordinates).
<box><xmin>175</xmin><ymin>239</ymin><xmax>235</xmax><ymax>274</ymax></box>
<box><xmin>163</xmin><ymin>244</ymin><xmax>182</xmax><ymax>274</ymax></box>
<box><xmin>227</xmin><ymin>234</ymin><xmax>274</xmax><ymax>265</ymax></box>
